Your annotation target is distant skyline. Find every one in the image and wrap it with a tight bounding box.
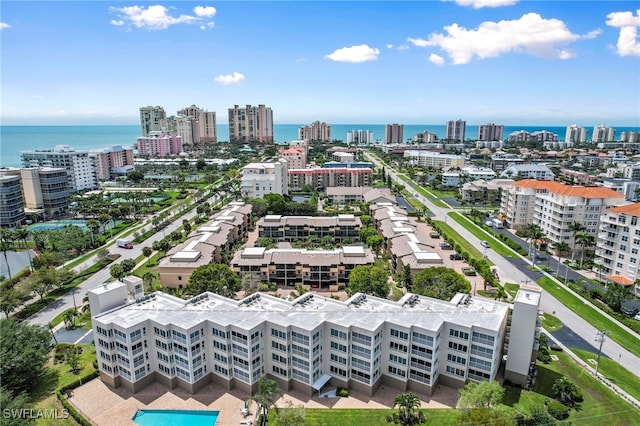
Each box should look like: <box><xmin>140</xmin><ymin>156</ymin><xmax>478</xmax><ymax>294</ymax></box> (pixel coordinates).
<box><xmin>1</xmin><ymin>1</ymin><xmax>639</xmax><ymax>126</ymax></box>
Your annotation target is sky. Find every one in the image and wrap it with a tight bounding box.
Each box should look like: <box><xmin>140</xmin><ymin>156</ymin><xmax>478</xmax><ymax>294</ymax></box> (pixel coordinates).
<box><xmin>1</xmin><ymin>1</ymin><xmax>639</xmax><ymax>126</ymax></box>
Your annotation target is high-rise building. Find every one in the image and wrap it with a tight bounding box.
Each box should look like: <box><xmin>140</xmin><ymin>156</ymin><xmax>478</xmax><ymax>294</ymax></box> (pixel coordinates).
<box><xmin>279</xmin><ymin>147</ymin><xmax>306</xmax><ymax>170</ymax></box>
<box><xmin>445</xmin><ymin>119</ymin><xmax>466</xmax><ymax>142</ymax></box>
<box><xmin>477</xmin><ymin>123</ymin><xmax>504</xmax><ymax>141</ymax></box>
<box><xmin>177</xmin><ymin>105</ymin><xmax>217</xmax><ymax>144</ymax></box>
<box><xmin>136</xmin><ymin>133</ymin><xmax>183</xmax><ymax>157</ymax></box>
<box><xmin>346</xmin><ymin>130</ymin><xmax>374</xmax><ymax>145</ymax></box>
<box><xmin>0</xmin><ymin>174</ymin><xmax>25</xmax><ymax>228</ymax></box>
<box><xmin>565</xmin><ymin>125</ymin><xmax>587</xmax><ymax>143</ymax></box>
<box><xmin>241</xmin><ymin>160</ymin><xmax>288</xmax><ymax>198</ymax></box>
<box><xmin>621</xmin><ymin>131</ymin><xmax>640</xmax><ymax>143</ymax></box>
<box><xmin>384</xmin><ymin>124</ymin><xmax>404</xmax><ymax>144</ymax></box>
<box><xmin>228</xmin><ymin>104</ymin><xmax>273</xmax><ymax>143</ymax></box>
<box><xmin>298</xmin><ymin>121</ymin><xmax>331</xmax><ymax>142</ymax></box>
<box><xmin>21</xmin><ymin>145</ymin><xmax>96</xmax><ymax>192</ymax></box>
<box><xmin>2</xmin><ymin>167</ymin><xmax>70</xmax><ymax>216</ymax></box>
<box><xmin>413</xmin><ymin>131</ymin><xmax>439</xmax><ymax>143</ymax></box>
<box><xmin>90</xmin><ymin>146</ymin><xmax>135</xmax><ymax>181</ymax></box>
<box><xmin>139</xmin><ymin>106</ymin><xmax>167</xmax><ymax>136</ymax></box>
<box><xmin>592</xmin><ymin>125</ymin><xmax>615</xmax><ymax>143</ymax></box>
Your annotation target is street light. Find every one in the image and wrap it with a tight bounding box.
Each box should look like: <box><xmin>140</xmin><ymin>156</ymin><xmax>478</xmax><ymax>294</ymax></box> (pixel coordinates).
<box><xmin>594</xmin><ymin>330</ymin><xmax>609</xmax><ymax>377</ymax></box>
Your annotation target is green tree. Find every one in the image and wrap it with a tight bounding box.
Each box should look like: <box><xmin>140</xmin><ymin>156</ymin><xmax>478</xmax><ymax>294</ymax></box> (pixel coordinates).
<box><xmin>569</xmin><ymin>221</ymin><xmax>586</xmax><ymax>261</ymax></box>
<box><xmin>182</xmin><ymin>219</ymin><xmax>192</xmax><ymax>234</ymax></box>
<box><xmin>392</xmin><ymin>392</ymin><xmax>426</xmax><ymax>425</ymax></box>
<box><xmin>0</xmin><ymin>229</ymin><xmax>14</xmax><ymax>284</ymax></box>
<box><xmin>188</xmin><ymin>264</ymin><xmax>241</xmax><ymax>297</ymax></box>
<box><xmin>25</xmin><ymin>268</ymin><xmax>60</xmax><ymax>301</ymax></box>
<box><xmin>0</xmin><ymin>386</ymin><xmax>35</xmax><ymax>426</ymax></box>
<box><xmin>412</xmin><ymin>267</ymin><xmax>471</xmax><ymax>301</ymax></box>
<box><xmin>458</xmin><ymin>407</ymin><xmax>514</xmax><ymax>425</ymax></box>
<box><xmin>346</xmin><ymin>265</ymin><xmax>389</xmax><ymax>298</ymax></box>
<box><xmin>109</xmin><ymin>263</ymin><xmax>126</xmax><ymax>281</ymax></box>
<box><xmin>552</xmin><ymin>241</ymin><xmax>571</xmax><ymax>276</ymax></box>
<box><xmin>359</xmin><ymin>226</ymin><xmax>377</xmax><ymax>242</ymax></box>
<box><xmin>0</xmin><ymin>318</ymin><xmax>52</xmax><ymax>395</ymax></box>
<box><xmin>62</xmin><ymin>308</ymin><xmax>80</xmax><ymax>329</ymax></box>
<box><xmin>457</xmin><ymin>380</ymin><xmax>504</xmax><ymax>409</ymax></box>
<box><xmin>552</xmin><ymin>377</ymin><xmax>579</xmax><ymax>405</ymax></box>
<box><xmin>32</xmin><ymin>251</ymin><xmax>62</xmax><ymax>269</ymax></box>
<box><xmin>143</xmin><ymin>271</ymin><xmax>156</xmax><ymax>291</ymax></box>
<box><xmin>142</xmin><ymin>246</ymin><xmax>153</xmax><ymax>265</ymax></box>
<box><xmin>121</xmin><ymin>258</ymin><xmax>136</xmax><ymax>275</ymax></box>
<box><xmin>403</xmin><ymin>264</ymin><xmax>413</xmax><ymax>290</ymax></box>
<box><xmin>251</xmin><ymin>376</ymin><xmax>283</xmax><ymax>421</ymax></box>
<box><xmin>366</xmin><ymin>235</ymin><xmax>384</xmax><ymax>253</ymax></box>
<box><xmin>603</xmin><ymin>284</ymin><xmax>631</xmax><ymax>312</ymax></box>
<box><xmin>0</xmin><ymin>288</ymin><xmax>21</xmax><ymax>318</ymax></box>
<box><xmin>273</xmin><ymin>400</ymin><xmax>306</xmax><ymax>426</ymax></box>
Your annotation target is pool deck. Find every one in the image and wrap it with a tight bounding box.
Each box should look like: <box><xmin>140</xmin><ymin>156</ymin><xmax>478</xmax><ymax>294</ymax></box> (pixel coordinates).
<box><xmin>68</xmin><ymin>378</ymin><xmax>459</xmax><ymax>425</ymax></box>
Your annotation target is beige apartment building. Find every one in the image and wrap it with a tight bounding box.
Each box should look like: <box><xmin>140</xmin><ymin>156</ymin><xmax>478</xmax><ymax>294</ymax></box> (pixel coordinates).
<box><xmin>279</xmin><ymin>147</ymin><xmax>307</xmax><ymax>170</ymax></box>
<box><xmin>1</xmin><ymin>167</ymin><xmax>70</xmax><ymax>217</ymax></box>
<box><xmin>288</xmin><ymin>167</ymin><xmax>373</xmax><ymax>191</ymax></box>
<box><xmin>595</xmin><ymin>203</ymin><xmax>640</xmax><ymax>295</ymax></box>
<box><xmin>501</xmin><ymin>180</ymin><xmax>626</xmax><ymax>254</ymax></box>
<box><xmin>158</xmin><ymin>202</ymin><xmax>252</xmax><ymax>288</ymax></box>
<box><xmin>228</xmin><ymin>104</ymin><xmax>273</xmax><ymax>143</ymax></box>
<box><xmin>257</xmin><ymin>214</ymin><xmax>361</xmax><ymax>243</ymax></box>
<box><xmin>298</xmin><ymin>121</ymin><xmax>331</xmax><ymax>142</ymax></box>
<box><xmin>230</xmin><ymin>246</ymin><xmax>375</xmax><ymax>291</ymax></box>
<box><xmin>403</xmin><ymin>151</ymin><xmax>465</xmax><ymax>169</ymax></box>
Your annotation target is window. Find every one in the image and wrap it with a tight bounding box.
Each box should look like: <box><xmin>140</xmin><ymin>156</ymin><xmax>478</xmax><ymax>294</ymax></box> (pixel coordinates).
<box><xmin>449</xmin><ymin>329</ymin><xmax>469</xmax><ymax>340</ymax></box>
<box><xmin>390</xmin><ymin>329</ymin><xmax>409</xmax><ymax>340</ymax></box>
<box><xmin>389</xmin><ymin>353</ymin><xmax>407</xmax><ymax>365</ymax></box>
<box><xmin>471</xmin><ymin>331</ymin><xmax>495</xmax><ymax>346</ymax></box>
<box><xmin>448</xmin><ymin>341</ymin><xmax>468</xmax><ymax>352</ymax></box>
<box><xmin>389</xmin><ymin>341</ymin><xmax>408</xmax><ymax>353</ymax></box>
<box><xmin>447</xmin><ymin>353</ymin><xmax>466</xmax><ymax>365</ymax></box>
<box><xmin>388</xmin><ymin>365</ymin><xmax>406</xmax><ymax>378</ymax></box>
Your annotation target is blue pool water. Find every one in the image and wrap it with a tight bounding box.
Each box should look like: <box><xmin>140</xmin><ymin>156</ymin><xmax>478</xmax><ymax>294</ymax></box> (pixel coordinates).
<box><xmin>132</xmin><ymin>409</ymin><xmax>219</xmax><ymax>426</ymax></box>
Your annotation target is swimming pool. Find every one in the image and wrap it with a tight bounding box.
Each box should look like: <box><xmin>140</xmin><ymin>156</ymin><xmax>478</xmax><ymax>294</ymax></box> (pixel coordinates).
<box><xmin>132</xmin><ymin>409</ymin><xmax>219</xmax><ymax>426</ymax></box>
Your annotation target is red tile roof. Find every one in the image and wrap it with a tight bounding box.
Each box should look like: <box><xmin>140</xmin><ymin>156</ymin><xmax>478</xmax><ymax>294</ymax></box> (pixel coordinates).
<box><xmin>607</xmin><ymin>203</ymin><xmax>640</xmax><ymax>216</ymax></box>
<box><xmin>606</xmin><ymin>275</ymin><xmax>635</xmax><ymax>286</ymax></box>
<box><xmin>514</xmin><ymin>179</ymin><xmax>624</xmax><ymax>198</ymax></box>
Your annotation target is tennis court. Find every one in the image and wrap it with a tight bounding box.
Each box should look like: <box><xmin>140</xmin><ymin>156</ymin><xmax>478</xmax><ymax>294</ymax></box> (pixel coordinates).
<box><xmin>27</xmin><ymin>219</ymin><xmax>89</xmax><ymax>232</ymax></box>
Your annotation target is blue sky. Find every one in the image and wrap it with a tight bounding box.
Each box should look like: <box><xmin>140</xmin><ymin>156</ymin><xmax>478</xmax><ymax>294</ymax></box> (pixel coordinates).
<box><xmin>1</xmin><ymin>1</ymin><xmax>639</xmax><ymax>125</ymax></box>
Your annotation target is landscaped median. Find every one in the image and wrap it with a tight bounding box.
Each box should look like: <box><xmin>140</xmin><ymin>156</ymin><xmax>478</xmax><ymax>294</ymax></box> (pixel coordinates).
<box><xmin>537</xmin><ymin>276</ymin><xmax>640</xmax><ymax>357</ymax></box>
<box><xmin>448</xmin><ymin>212</ymin><xmax>519</xmax><ymax>258</ymax></box>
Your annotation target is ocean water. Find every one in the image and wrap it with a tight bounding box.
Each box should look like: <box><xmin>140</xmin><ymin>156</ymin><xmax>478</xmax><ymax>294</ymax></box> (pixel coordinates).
<box><xmin>2</xmin><ymin>124</ymin><xmax>640</xmax><ymax>168</ymax></box>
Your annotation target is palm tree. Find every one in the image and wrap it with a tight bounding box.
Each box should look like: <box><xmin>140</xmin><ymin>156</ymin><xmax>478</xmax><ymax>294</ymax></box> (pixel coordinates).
<box><xmin>62</xmin><ymin>308</ymin><xmax>80</xmax><ymax>330</ymax></box>
<box><xmin>0</xmin><ymin>228</ymin><xmax>15</xmax><ymax>285</ymax></box>
<box><xmin>526</xmin><ymin>224</ymin><xmax>545</xmax><ymax>266</ymax></box>
<box><xmin>575</xmin><ymin>232</ymin><xmax>592</xmax><ymax>267</ymax></box>
<box><xmin>142</xmin><ymin>246</ymin><xmax>153</xmax><ymax>265</ymax></box>
<box><xmin>251</xmin><ymin>376</ymin><xmax>282</xmax><ymax>422</ymax></box>
<box><xmin>569</xmin><ymin>222</ymin><xmax>586</xmax><ymax>261</ymax></box>
<box><xmin>592</xmin><ymin>262</ymin><xmax>606</xmax><ymax>284</ymax></box>
<box><xmin>552</xmin><ymin>241</ymin><xmax>571</xmax><ymax>276</ymax></box>
<box><xmin>393</xmin><ymin>392</ymin><xmax>425</xmax><ymax>425</ymax></box>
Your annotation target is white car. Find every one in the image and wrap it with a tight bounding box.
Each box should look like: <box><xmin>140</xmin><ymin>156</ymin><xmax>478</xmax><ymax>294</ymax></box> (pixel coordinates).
<box><xmin>481</xmin><ymin>241</ymin><xmax>490</xmax><ymax>248</ymax></box>
<box><xmin>634</xmin><ymin>312</ymin><xmax>640</xmax><ymax>321</ymax></box>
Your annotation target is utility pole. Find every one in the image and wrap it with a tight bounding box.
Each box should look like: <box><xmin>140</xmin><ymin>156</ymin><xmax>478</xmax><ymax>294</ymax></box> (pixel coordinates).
<box><xmin>595</xmin><ymin>330</ymin><xmax>609</xmax><ymax>377</ymax></box>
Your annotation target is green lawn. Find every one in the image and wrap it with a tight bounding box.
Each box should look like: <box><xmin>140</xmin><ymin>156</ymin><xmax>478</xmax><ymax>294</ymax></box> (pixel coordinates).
<box><xmin>504</xmin><ymin>283</ymin><xmax>520</xmax><ymax>298</ymax></box>
<box><xmin>448</xmin><ymin>212</ymin><xmax>518</xmax><ymax>258</ymax></box>
<box><xmin>570</xmin><ymin>348</ymin><xmax>640</xmax><ymax>402</ymax></box>
<box><xmin>540</xmin><ymin>311</ymin><xmax>563</xmax><ymax>332</ymax></box>
<box><xmin>431</xmin><ymin>219</ymin><xmax>484</xmax><ymax>260</ymax></box>
<box><xmin>537</xmin><ymin>276</ymin><xmax>640</xmax><ymax>357</ymax></box>
<box><xmin>32</xmin><ymin>344</ymin><xmax>98</xmax><ymax>426</ymax></box>
<box><xmin>270</xmin><ymin>408</ymin><xmax>456</xmax><ymax>425</ymax></box>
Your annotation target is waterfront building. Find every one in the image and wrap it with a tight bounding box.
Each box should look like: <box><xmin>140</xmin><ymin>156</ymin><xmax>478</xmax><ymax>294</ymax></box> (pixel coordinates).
<box><xmin>241</xmin><ymin>160</ymin><xmax>289</xmax><ymax>198</ymax></box>
<box><xmin>231</xmin><ymin>246</ymin><xmax>374</xmax><ymax>290</ymax></box>
<box><xmin>256</xmin><ymin>214</ymin><xmax>361</xmax><ymax>244</ymax></box>
<box><xmin>460</xmin><ymin>179</ymin><xmax>514</xmax><ymax>203</ymax></box>
<box><xmin>177</xmin><ymin>105</ymin><xmax>217</xmax><ymax>144</ymax></box>
<box><xmin>445</xmin><ymin>119</ymin><xmax>466</xmax><ymax>142</ymax></box>
<box><xmin>21</xmin><ymin>145</ymin><xmax>96</xmax><ymax>192</ymax></box>
<box><xmin>2</xmin><ymin>167</ymin><xmax>70</xmax><ymax>217</ymax></box>
<box><xmin>499</xmin><ymin>164</ymin><xmax>555</xmax><ymax>181</ymax></box>
<box><xmin>508</xmin><ymin>130</ymin><xmax>559</xmax><ymax>143</ymax></box>
<box><xmin>288</xmin><ymin>167</ymin><xmax>373</xmax><ymax>191</ymax></box>
<box><xmin>279</xmin><ymin>147</ymin><xmax>306</xmax><ymax>170</ymax></box>
<box><xmin>620</xmin><ymin>131</ymin><xmax>640</xmax><ymax>143</ymax></box>
<box><xmin>158</xmin><ymin>202</ymin><xmax>252</xmax><ymax>288</ymax></box>
<box><xmin>565</xmin><ymin>125</ymin><xmax>588</xmax><ymax>143</ymax></box>
<box><xmin>347</xmin><ymin>130</ymin><xmax>374</xmax><ymax>146</ymax></box>
<box><xmin>477</xmin><ymin>124</ymin><xmax>504</xmax><ymax>142</ymax></box>
<box><xmin>136</xmin><ymin>133</ymin><xmax>183</xmax><ymax>157</ymax></box>
<box><xmin>384</xmin><ymin>124</ymin><xmax>404</xmax><ymax>144</ymax></box>
<box><xmin>228</xmin><ymin>104</ymin><xmax>273</xmax><ymax>143</ymax></box>
<box><xmin>90</xmin><ymin>146</ymin><xmax>135</xmax><ymax>181</ymax></box>
<box><xmin>413</xmin><ymin>131</ymin><xmax>439</xmax><ymax>144</ymax></box>
<box><xmin>595</xmin><ymin>203</ymin><xmax>640</xmax><ymax>295</ymax></box>
<box><xmin>298</xmin><ymin>121</ymin><xmax>331</xmax><ymax>142</ymax></box>
<box><xmin>0</xmin><ymin>173</ymin><xmax>25</xmax><ymax>228</ymax></box>
<box><xmin>592</xmin><ymin>125</ymin><xmax>615</xmax><ymax>144</ymax></box>
<box><xmin>325</xmin><ymin>187</ymin><xmax>395</xmax><ymax>204</ymax></box>
<box><xmin>140</xmin><ymin>106</ymin><xmax>167</xmax><ymax>136</ymax></box>
<box><xmin>91</xmin><ymin>286</ymin><xmax>540</xmax><ymax>395</ymax></box>
<box><xmin>403</xmin><ymin>151</ymin><xmax>465</xmax><ymax>169</ymax></box>
<box><xmin>441</xmin><ymin>167</ymin><xmax>497</xmax><ymax>188</ymax></box>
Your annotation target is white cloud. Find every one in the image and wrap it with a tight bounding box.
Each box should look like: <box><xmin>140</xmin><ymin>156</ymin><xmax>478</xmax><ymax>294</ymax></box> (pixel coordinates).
<box><xmin>193</xmin><ymin>6</ymin><xmax>216</xmax><ymax>18</ymax></box>
<box><xmin>449</xmin><ymin>0</ymin><xmax>518</xmax><ymax>9</ymax></box>
<box><xmin>200</xmin><ymin>22</ymin><xmax>215</xmax><ymax>30</ymax></box>
<box><xmin>214</xmin><ymin>72</ymin><xmax>245</xmax><ymax>85</ymax></box>
<box><xmin>0</xmin><ymin>22</ymin><xmax>11</xmax><ymax>30</ymax></box>
<box><xmin>325</xmin><ymin>44</ymin><xmax>380</xmax><ymax>63</ymax></box>
<box><xmin>606</xmin><ymin>9</ymin><xmax>640</xmax><ymax>56</ymax></box>
<box><xmin>386</xmin><ymin>44</ymin><xmax>394</xmax><ymax>49</ymax></box>
<box><xmin>397</xmin><ymin>44</ymin><xmax>410</xmax><ymax>51</ymax></box>
<box><xmin>109</xmin><ymin>5</ymin><xmax>215</xmax><ymax>30</ymax></box>
<box><xmin>408</xmin><ymin>13</ymin><xmax>598</xmax><ymax>64</ymax></box>
<box><xmin>429</xmin><ymin>53</ymin><xmax>445</xmax><ymax>66</ymax></box>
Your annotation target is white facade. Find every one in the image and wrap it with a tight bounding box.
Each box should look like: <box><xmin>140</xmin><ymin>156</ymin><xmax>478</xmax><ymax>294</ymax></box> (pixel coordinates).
<box><xmin>446</xmin><ymin>119</ymin><xmax>466</xmax><ymax>142</ymax></box>
<box><xmin>500</xmin><ymin>164</ymin><xmax>555</xmax><ymax>181</ymax></box>
<box><xmin>21</xmin><ymin>145</ymin><xmax>97</xmax><ymax>192</ymax></box>
<box><xmin>241</xmin><ymin>160</ymin><xmax>288</xmax><ymax>198</ymax></box>
<box><xmin>565</xmin><ymin>125</ymin><xmax>587</xmax><ymax>143</ymax></box>
<box><xmin>347</xmin><ymin>130</ymin><xmax>374</xmax><ymax>145</ymax></box>
<box><xmin>592</xmin><ymin>125</ymin><xmax>615</xmax><ymax>143</ymax></box>
<box><xmin>92</xmin><ymin>289</ymin><xmax>538</xmax><ymax>395</ymax></box>
<box><xmin>403</xmin><ymin>151</ymin><xmax>465</xmax><ymax>169</ymax></box>
<box><xmin>88</xmin><ymin>282</ymin><xmax>129</xmax><ymax>316</ymax></box>
<box><xmin>504</xmin><ymin>286</ymin><xmax>541</xmax><ymax>386</ymax></box>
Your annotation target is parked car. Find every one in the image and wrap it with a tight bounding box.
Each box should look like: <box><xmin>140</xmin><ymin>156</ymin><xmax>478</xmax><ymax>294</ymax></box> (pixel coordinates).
<box><xmin>534</xmin><ymin>254</ymin><xmax>547</xmax><ymax>261</ymax></box>
<box><xmin>481</xmin><ymin>241</ymin><xmax>490</xmax><ymax>248</ymax></box>
<box><xmin>450</xmin><ymin>253</ymin><xmax>462</xmax><ymax>260</ymax></box>
<box><xmin>621</xmin><ymin>306</ymin><xmax>639</xmax><ymax>318</ymax></box>
<box><xmin>634</xmin><ymin>312</ymin><xmax>640</xmax><ymax>321</ymax></box>
<box><xmin>439</xmin><ymin>242</ymin><xmax>453</xmax><ymax>250</ymax></box>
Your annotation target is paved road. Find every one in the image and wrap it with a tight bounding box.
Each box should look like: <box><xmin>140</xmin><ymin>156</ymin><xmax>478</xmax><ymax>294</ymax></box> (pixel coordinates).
<box><xmin>364</xmin><ymin>151</ymin><xmax>640</xmax><ymax>377</ymax></box>
<box><xmin>27</xmin><ymin>193</ymin><xmax>223</xmax><ymax>326</ymax></box>
<box><xmin>0</xmin><ymin>249</ymin><xmax>35</xmax><ymax>279</ymax></box>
